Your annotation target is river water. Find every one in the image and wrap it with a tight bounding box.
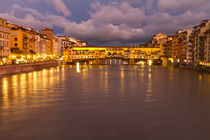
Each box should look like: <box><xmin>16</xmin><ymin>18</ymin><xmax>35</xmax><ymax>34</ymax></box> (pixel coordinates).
<box><xmin>0</xmin><ymin>65</ymin><xmax>210</xmax><ymax>140</ymax></box>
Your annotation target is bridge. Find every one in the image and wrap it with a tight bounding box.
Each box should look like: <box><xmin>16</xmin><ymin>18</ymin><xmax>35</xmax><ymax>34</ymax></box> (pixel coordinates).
<box><xmin>63</xmin><ymin>46</ymin><xmax>162</xmax><ymax>65</ymax></box>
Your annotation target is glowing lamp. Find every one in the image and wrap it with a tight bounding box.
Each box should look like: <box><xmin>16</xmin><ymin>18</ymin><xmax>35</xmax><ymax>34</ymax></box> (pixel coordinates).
<box><xmin>148</xmin><ymin>60</ymin><xmax>152</xmax><ymax>66</ymax></box>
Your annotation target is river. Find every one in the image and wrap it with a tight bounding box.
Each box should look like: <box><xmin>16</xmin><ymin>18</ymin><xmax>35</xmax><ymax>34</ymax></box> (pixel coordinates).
<box><xmin>0</xmin><ymin>65</ymin><xmax>210</xmax><ymax>140</ymax></box>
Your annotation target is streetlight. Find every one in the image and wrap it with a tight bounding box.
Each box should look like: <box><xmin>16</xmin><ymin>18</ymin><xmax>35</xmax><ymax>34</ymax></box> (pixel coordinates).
<box><xmin>148</xmin><ymin>60</ymin><xmax>152</xmax><ymax>66</ymax></box>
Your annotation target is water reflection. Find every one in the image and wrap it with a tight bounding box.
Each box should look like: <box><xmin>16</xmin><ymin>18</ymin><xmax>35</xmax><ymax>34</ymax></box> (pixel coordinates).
<box><xmin>2</xmin><ymin>77</ymin><xmax>9</xmax><ymax>108</ymax></box>
<box><xmin>199</xmin><ymin>74</ymin><xmax>202</xmax><ymax>81</ymax></box>
<box><xmin>120</xmin><ymin>67</ymin><xmax>125</xmax><ymax>94</ymax></box>
<box><xmin>104</xmin><ymin>68</ymin><xmax>109</xmax><ymax>96</ymax></box>
<box><xmin>0</xmin><ymin>66</ymin><xmax>210</xmax><ymax>140</ymax></box>
<box><xmin>145</xmin><ymin>67</ymin><xmax>153</xmax><ymax>102</ymax></box>
<box><xmin>76</xmin><ymin>63</ymin><xmax>80</xmax><ymax>73</ymax></box>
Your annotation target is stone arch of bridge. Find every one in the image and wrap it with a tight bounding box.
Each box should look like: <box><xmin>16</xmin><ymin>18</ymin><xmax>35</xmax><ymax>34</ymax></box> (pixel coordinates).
<box><xmin>106</xmin><ymin>51</ymin><xmax>124</xmax><ymax>57</ymax></box>
<box><xmin>107</xmin><ymin>52</ymin><xmax>112</xmax><ymax>57</ymax></box>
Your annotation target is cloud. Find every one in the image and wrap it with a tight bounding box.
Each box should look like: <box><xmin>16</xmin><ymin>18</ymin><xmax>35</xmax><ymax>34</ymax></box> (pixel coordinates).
<box><xmin>45</xmin><ymin>0</ymin><xmax>71</xmax><ymax>17</ymax></box>
<box><xmin>1</xmin><ymin>0</ymin><xmax>210</xmax><ymax>45</ymax></box>
<box><xmin>11</xmin><ymin>0</ymin><xmax>71</xmax><ymax>17</ymax></box>
<box><xmin>47</xmin><ymin>14</ymin><xmax>145</xmax><ymax>43</ymax></box>
<box><xmin>0</xmin><ymin>12</ymin><xmax>52</xmax><ymax>29</ymax></box>
<box><xmin>10</xmin><ymin>0</ymin><xmax>40</xmax><ymax>3</ymax></box>
<box><xmin>7</xmin><ymin>2</ymin><xmax>146</xmax><ymax>44</ymax></box>
<box><xmin>157</xmin><ymin>0</ymin><xmax>207</xmax><ymax>13</ymax></box>
<box><xmin>0</xmin><ymin>5</ymin><xmax>51</xmax><ymax>29</ymax></box>
<box><xmin>12</xmin><ymin>4</ymin><xmax>42</xmax><ymax>17</ymax></box>
<box><xmin>90</xmin><ymin>2</ymin><xmax>145</xmax><ymax>27</ymax></box>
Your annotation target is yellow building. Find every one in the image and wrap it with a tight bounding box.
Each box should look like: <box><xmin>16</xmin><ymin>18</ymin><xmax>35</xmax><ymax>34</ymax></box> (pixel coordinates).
<box><xmin>0</xmin><ymin>18</ymin><xmax>10</xmax><ymax>64</ymax></box>
<box><xmin>63</xmin><ymin>46</ymin><xmax>73</xmax><ymax>62</ymax></box>
<box><xmin>9</xmin><ymin>24</ymin><xmax>36</xmax><ymax>63</ymax></box>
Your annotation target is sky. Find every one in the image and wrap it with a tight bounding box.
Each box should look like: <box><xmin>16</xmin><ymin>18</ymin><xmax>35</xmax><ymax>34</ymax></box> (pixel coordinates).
<box><xmin>0</xmin><ymin>0</ymin><xmax>209</xmax><ymax>46</ymax></box>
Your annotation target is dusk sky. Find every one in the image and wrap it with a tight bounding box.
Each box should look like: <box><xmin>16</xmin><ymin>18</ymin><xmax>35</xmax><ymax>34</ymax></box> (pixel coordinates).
<box><xmin>0</xmin><ymin>0</ymin><xmax>209</xmax><ymax>46</ymax></box>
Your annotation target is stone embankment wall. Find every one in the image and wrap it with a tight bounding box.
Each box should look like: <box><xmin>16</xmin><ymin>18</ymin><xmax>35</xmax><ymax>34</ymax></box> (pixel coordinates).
<box><xmin>178</xmin><ymin>64</ymin><xmax>210</xmax><ymax>73</ymax></box>
<box><xmin>0</xmin><ymin>61</ymin><xmax>59</xmax><ymax>75</ymax></box>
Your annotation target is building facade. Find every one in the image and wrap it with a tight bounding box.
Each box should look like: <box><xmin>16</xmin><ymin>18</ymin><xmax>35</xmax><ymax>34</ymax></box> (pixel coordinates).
<box><xmin>9</xmin><ymin>24</ymin><xmax>36</xmax><ymax>63</ymax></box>
<box><xmin>53</xmin><ymin>37</ymin><xmax>60</xmax><ymax>58</ymax></box>
<box><xmin>147</xmin><ymin>33</ymin><xmax>168</xmax><ymax>56</ymax></box>
<box><xmin>0</xmin><ymin>18</ymin><xmax>10</xmax><ymax>64</ymax></box>
<box><xmin>193</xmin><ymin>20</ymin><xmax>210</xmax><ymax>67</ymax></box>
<box><xmin>41</xmin><ymin>28</ymin><xmax>53</xmax><ymax>55</ymax></box>
<box><xmin>178</xmin><ymin>28</ymin><xmax>194</xmax><ymax>65</ymax></box>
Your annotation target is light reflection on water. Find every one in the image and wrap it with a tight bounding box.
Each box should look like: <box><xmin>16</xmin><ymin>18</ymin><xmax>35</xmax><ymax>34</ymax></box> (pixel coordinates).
<box><xmin>0</xmin><ymin>65</ymin><xmax>210</xmax><ymax>140</ymax></box>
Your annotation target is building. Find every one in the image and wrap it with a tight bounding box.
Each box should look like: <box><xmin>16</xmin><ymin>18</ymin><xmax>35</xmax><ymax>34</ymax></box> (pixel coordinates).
<box><xmin>193</xmin><ymin>20</ymin><xmax>210</xmax><ymax>67</ymax></box>
<box><xmin>9</xmin><ymin>24</ymin><xmax>36</xmax><ymax>63</ymax></box>
<box><xmin>56</xmin><ymin>37</ymin><xmax>63</xmax><ymax>57</ymax></box>
<box><xmin>0</xmin><ymin>18</ymin><xmax>10</xmax><ymax>64</ymax></box>
<box><xmin>35</xmin><ymin>32</ymin><xmax>41</xmax><ymax>56</ymax></box>
<box><xmin>178</xmin><ymin>28</ymin><xmax>194</xmax><ymax>65</ymax></box>
<box><xmin>172</xmin><ymin>32</ymin><xmax>183</xmax><ymax>61</ymax></box>
<box><xmin>147</xmin><ymin>33</ymin><xmax>168</xmax><ymax>56</ymax></box>
<box><xmin>63</xmin><ymin>46</ymin><xmax>73</xmax><ymax>62</ymax></box>
<box><xmin>41</xmin><ymin>28</ymin><xmax>53</xmax><ymax>55</ymax></box>
<box><xmin>53</xmin><ymin>37</ymin><xmax>59</xmax><ymax>58</ymax></box>
<box><xmin>36</xmin><ymin>33</ymin><xmax>51</xmax><ymax>61</ymax></box>
<box><xmin>57</xmin><ymin>36</ymin><xmax>75</xmax><ymax>58</ymax></box>
<box><xmin>164</xmin><ymin>36</ymin><xmax>174</xmax><ymax>58</ymax></box>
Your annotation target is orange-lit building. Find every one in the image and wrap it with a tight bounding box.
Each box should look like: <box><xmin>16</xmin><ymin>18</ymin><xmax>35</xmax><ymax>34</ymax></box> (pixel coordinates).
<box><xmin>9</xmin><ymin>24</ymin><xmax>36</xmax><ymax>63</ymax></box>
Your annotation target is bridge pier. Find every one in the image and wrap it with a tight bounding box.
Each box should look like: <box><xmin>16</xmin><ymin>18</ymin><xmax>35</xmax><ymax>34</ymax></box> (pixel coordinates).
<box><xmin>161</xmin><ymin>57</ymin><xmax>168</xmax><ymax>66</ymax></box>
<box><xmin>129</xmin><ymin>58</ymin><xmax>135</xmax><ymax>65</ymax></box>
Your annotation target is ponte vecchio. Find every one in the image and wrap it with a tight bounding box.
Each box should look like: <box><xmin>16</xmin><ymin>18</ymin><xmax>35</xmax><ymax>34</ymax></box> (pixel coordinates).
<box><xmin>63</xmin><ymin>46</ymin><xmax>162</xmax><ymax>65</ymax></box>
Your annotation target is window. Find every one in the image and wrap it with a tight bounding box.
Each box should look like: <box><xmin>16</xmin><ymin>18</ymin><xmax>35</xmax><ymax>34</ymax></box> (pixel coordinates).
<box><xmin>15</xmin><ymin>43</ymin><xmax>18</xmax><ymax>47</ymax></box>
<box><xmin>14</xmin><ymin>38</ymin><xmax>18</xmax><ymax>41</ymax></box>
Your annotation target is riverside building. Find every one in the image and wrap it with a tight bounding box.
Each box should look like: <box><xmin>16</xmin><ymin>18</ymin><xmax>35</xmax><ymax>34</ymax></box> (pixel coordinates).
<box><xmin>41</xmin><ymin>28</ymin><xmax>54</xmax><ymax>55</ymax></box>
<box><xmin>9</xmin><ymin>24</ymin><xmax>37</xmax><ymax>63</ymax></box>
<box><xmin>193</xmin><ymin>20</ymin><xmax>210</xmax><ymax>67</ymax></box>
<box><xmin>177</xmin><ymin>28</ymin><xmax>194</xmax><ymax>65</ymax></box>
<box><xmin>0</xmin><ymin>18</ymin><xmax>10</xmax><ymax>64</ymax></box>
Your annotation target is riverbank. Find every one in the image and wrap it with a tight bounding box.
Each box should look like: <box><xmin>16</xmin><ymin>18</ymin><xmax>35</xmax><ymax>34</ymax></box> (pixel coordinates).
<box><xmin>0</xmin><ymin>61</ymin><xmax>59</xmax><ymax>75</ymax></box>
<box><xmin>0</xmin><ymin>62</ymin><xmax>209</xmax><ymax>76</ymax></box>
<box><xmin>177</xmin><ymin>64</ymin><xmax>210</xmax><ymax>73</ymax></box>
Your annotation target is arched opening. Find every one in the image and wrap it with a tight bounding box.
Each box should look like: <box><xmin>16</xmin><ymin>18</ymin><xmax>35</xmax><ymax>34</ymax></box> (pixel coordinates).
<box><xmin>112</xmin><ymin>52</ymin><xmax>117</xmax><ymax>57</ymax></box>
<box><xmin>107</xmin><ymin>52</ymin><xmax>111</xmax><ymax>57</ymax></box>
